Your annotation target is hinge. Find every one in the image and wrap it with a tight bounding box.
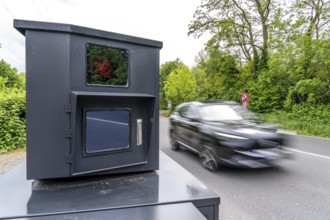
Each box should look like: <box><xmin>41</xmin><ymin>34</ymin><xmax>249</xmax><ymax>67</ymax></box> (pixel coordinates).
<box><xmin>66</xmin><ymin>153</ymin><xmax>72</xmax><ymax>163</ymax></box>
<box><xmin>65</xmin><ymin>104</ymin><xmax>72</xmax><ymax>113</ymax></box>
<box><xmin>65</xmin><ymin>129</ymin><xmax>72</xmax><ymax>138</ymax></box>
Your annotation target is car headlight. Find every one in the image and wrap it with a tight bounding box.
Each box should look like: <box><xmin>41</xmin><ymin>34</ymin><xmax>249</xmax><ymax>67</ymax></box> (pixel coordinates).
<box><xmin>214</xmin><ymin>132</ymin><xmax>249</xmax><ymax>140</ymax></box>
<box><xmin>235</xmin><ymin>128</ymin><xmax>258</xmax><ymax>134</ymax></box>
<box><xmin>276</xmin><ymin>129</ymin><xmax>296</xmax><ymax>135</ymax></box>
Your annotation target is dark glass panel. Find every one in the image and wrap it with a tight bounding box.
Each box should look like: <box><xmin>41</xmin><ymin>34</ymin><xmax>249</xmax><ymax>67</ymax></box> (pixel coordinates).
<box><xmin>87</xmin><ymin>44</ymin><xmax>128</xmax><ymax>86</ymax></box>
<box><xmin>85</xmin><ymin>110</ymin><xmax>129</xmax><ymax>153</ymax></box>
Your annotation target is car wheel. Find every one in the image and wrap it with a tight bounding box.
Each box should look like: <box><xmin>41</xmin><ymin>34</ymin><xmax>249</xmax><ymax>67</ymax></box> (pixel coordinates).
<box><xmin>170</xmin><ymin>133</ymin><xmax>180</xmax><ymax>151</ymax></box>
<box><xmin>199</xmin><ymin>150</ymin><xmax>218</xmax><ymax>171</ymax></box>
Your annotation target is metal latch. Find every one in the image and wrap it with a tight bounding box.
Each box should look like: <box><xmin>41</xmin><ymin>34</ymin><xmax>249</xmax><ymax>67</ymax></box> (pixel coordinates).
<box><xmin>137</xmin><ymin>119</ymin><xmax>142</xmax><ymax>146</ymax></box>
<box><xmin>65</xmin><ymin>129</ymin><xmax>72</xmax><ymax>138</ymax></box>
<box><xmin>66</xmin><ymin>153</ymin><xmax>72</xmax><ymax>163</ymax></box>
<box><xmin>65</xmin><ymin>104</ymin><xmax>72</xmax><ymax>113</ymax></box>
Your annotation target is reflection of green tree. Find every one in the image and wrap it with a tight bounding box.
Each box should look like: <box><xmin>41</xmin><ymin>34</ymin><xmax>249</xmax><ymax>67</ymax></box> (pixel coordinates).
<box><xmin>87</xmin><ymin>45</ymin><xmax>128</xmax><ymax>86</ymax></box>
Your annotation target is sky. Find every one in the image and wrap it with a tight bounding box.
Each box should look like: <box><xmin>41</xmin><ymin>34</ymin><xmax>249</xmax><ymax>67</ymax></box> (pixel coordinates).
<box><xmin>0</xmin><ymin>0</ymin><xmax>210</xmax><ymax>73</ymax></box>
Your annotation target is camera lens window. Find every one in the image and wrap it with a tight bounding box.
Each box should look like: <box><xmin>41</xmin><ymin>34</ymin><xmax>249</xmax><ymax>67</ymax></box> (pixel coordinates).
<box><xmin>87</xmin><ymin>44</ymin><xmax>128</xmax><ymax>86</ymax></box>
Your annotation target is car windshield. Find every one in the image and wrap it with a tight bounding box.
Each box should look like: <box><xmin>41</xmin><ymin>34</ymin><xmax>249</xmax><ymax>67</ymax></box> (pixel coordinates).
<box><xmin>199</xmin><ymin>104</ymin><xmax>259</xmax><ymax>122</ymax></box>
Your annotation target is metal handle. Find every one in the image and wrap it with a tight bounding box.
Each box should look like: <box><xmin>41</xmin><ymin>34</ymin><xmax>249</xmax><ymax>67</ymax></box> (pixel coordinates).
<box><xmin>137</xmin><ymin>119</ymin><xmax>142</xmax><ymax>146</ymax></box>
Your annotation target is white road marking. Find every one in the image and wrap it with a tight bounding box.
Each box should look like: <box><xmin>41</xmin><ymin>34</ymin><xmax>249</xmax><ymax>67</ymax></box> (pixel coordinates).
<box><xmin>287</xmin><ymin>148</ymin><xmax>330</xmax><ymax>160</ymax></box>
<box><xmin>87</xmin><ymin>117</ymin><xmax>128</xmax><ymax>126</ymax></box>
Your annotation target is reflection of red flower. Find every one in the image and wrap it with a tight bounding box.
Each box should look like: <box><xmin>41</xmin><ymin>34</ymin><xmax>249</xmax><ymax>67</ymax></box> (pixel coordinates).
<box><xmin>90</xmin><ymin>52</ymin><xmax>126</xmax><ymax>85</ymax></box>
<box><xmin>101</xmin><ymin>66</ymin><xmax>108</xmax><ymax>71</ymax></box>
<box><xmin>93</xmin><ymin>57</ymin><xmax>114</xmax><ymax>80</ymax></box>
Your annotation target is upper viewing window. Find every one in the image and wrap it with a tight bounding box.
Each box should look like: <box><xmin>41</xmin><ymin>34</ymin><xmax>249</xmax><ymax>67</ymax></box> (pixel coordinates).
<box><xmin>86</xmin><ymin>44</ymin><xmax>128</xmax><ymax>86</ymax></box>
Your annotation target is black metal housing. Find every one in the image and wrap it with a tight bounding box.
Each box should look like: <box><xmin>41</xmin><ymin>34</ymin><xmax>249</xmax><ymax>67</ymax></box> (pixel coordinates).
<box><xmin>14</xmin><ymin>19</ymin><xmax>163</xmax><ymax>180</ymax></box>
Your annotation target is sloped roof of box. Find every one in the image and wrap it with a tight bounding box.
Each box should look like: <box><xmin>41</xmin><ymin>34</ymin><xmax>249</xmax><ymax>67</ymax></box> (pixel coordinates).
<box><xmin>14</xmin><ymin>19</ymin><xmax>163</xmax><ymax>48</ymax></box>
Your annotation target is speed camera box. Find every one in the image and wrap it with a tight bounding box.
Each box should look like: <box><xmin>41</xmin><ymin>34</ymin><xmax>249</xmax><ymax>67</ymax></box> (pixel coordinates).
<box><xmin>14</xmin><ymin>19</ymin><xmax>162</xmax><ymax>180</ymax></box>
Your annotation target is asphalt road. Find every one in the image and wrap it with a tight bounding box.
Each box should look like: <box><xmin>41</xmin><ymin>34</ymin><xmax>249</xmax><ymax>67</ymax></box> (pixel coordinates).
<box><xmin>159</xmin><ymin>116</ymin><xmax>330</xmax><ymax>220</ymax></box>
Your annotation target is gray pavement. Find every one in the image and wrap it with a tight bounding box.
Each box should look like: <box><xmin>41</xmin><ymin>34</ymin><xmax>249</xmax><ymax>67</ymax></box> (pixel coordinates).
<box><xmin>159</xmin><ymin>116</ymin><xmax>330</xmax><ymax>220</ymax></box>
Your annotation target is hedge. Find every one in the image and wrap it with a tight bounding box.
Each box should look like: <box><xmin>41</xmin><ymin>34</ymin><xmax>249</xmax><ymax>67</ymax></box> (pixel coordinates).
<box><xmin>260</xmin><ymin>104</ymin><xmax>330</xmax><ymax>138</ymax></box>
<box><xmin>0</xmin><ymin>91</ymin><xmax>26</xmax><ymax>153</ymax></box>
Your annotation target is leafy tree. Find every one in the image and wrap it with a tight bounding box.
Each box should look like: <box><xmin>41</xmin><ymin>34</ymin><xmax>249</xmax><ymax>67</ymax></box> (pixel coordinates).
<box><xmin>0</xmin><ymin>77</ymin><xmax>6</xmax><ymax>92</ymax></box>
<box><xmin>285</xmin><ymin>78</ymin><xmax>328</xmax><ymax>109</ymax></box>
<box><xmin>0</xmin><ymin>59</ymin><xmax>22</xmax><ymax>88</ymax></box>
<box><xmin>249</xmin><ymin>55</ymin><xmax>291</xmax><ymax>112</ymax></box>
<box><xmin>159</xmin><ymin>58</ymin><xmax>184</xmax><ymax>109</ymax></box>
<box><xmin>18</xmin><ymin>72</ymin><xmax>26</xmax><ymax>90</ymax></box>
<box><xmin>191</xmin><ymin>66</ymin><xmax>213</xmax><ymax>101</ymax></box>
<box><xmin>287</xmin><ymin>0</ymin><xmax>330</xmax><ymax>77</ymax></box>
<box><xmin>312</xmin><ymin>39</ymin><xmax>330</xmax><ymax>86</ymax></box>
<box><xmin>188</xmin><ymin>0</ymin><xmax>280</xmax><ymax>74</ymax></box>
<box><xmin>293</xmin><ymin>0</ymin><xmax>330</xmax><ymax>40</ymax></box>
<box><xmin>267</xmin><ymin>1</ymin><xmax>295</xmax><ymax>51</ymax></box>
<box><xmin>180</xmin><ymin>0</ymin><xmax>330</xmax><ymax>137</ymax></box>
<box><xmin>164</xmin><ymin>65</ymin><xmax>197</xmax><ymax>108</ymax></box>
<box><xmin>194</xmin><ymin>49</ymin><xmax>208</xmax><ymax>66</ymax></box>
<box><xmin>196</xmin><ymin>48</ymin><xmax>241</xmax><ymax>101</ymax></box>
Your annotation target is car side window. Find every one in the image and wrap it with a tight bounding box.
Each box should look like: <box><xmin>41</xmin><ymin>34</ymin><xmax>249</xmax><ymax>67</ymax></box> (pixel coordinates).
<box><xmin>179</xmin><ymin>106</ymin><xmax>196</xmax><ymax>119</ymax></box>
<box><xmin>178</xmin><ymin>106</ymin><xmax>187</xmax><ymax>118</ymax></box>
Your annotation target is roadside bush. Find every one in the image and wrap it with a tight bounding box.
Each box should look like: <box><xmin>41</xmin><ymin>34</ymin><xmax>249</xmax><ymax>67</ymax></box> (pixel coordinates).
<box><xmin>248</xmin><ymin>54</ymin><xmax>291</xmax><ymax>113</ymax></box>
<box><xmin>284</xmin><ymin>78</ymin><xmax>328</xmax><ymax>109</ymax></box>
<box><xmin>260</xmin><ymin>104</ymin><xmax>330</xmax><ymax>138</ymax></box>
<box><xmin>0</xmin><ymin>90</ymin><xmax>26</xmax><ymax>153</ymax></box>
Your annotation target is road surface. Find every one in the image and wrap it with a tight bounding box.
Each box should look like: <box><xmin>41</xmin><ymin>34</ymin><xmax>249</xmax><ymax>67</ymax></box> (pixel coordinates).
<box><xmin>159</xmin><ymin>116</ymin><xmax>330</xmax><ymax>220</ymax></box>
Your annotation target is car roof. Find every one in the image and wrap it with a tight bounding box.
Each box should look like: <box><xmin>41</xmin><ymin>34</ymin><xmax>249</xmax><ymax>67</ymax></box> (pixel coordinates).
<box><xmin>196</xmin><ymin>100</ymin><xmax>238</xmax><ymax>105</ymax></box>
<box><xmin>174</xmin><ymin>100</ymin><xmax>239</xmax><ymax>111</ymax></box>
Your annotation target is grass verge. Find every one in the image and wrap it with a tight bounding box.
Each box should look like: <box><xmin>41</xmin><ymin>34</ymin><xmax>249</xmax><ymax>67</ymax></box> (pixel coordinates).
<box><xmin>260</xmin><ymin>112</ymin><xmax>330</xmax><ymax>138</ymax></box>
<box><xmin>160</xmin><ymin>110</ymin><xmax>170</xmax><ymax>117</ymax></box>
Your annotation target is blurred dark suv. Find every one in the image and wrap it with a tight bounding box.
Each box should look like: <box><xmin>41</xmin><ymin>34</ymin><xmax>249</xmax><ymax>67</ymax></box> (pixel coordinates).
<box><xmin>169</xmin><ymin>101</ymin><xmax>292</xmax><ymax>171</ymax></box>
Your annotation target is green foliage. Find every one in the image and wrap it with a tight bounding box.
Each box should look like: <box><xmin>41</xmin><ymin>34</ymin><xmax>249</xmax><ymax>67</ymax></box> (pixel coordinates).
<box><xmin>0</xmin><ymin>77</ymin><xmax>7</xmax><ymax>92</ymax></box>
<box><xmin>293</xmin><ymin>0</ymin><xmax>330</xmax><ymax>40</ymax></box>
<box><xmin>158</xmin><ymin>0</ymin><xmax>330</xmax><ymax>139</ymax></box>
<box><xmin>18</xmin><ymin>72</ymin><xmax>26</xmax><ymax>90</ymax></box>
<box><xmin>248</xmin><ymin>53</ymin><xmax>291</xmax><ymax>112</ymax></box>
<box><xmin>191</xmin><ymin>66</ymin><xmax>212</xmax><ymax>101</ymax></box>
<box><xmin>188</xmin><ymin>0</ymin><xmax>283</xmax><ymax>75</ymax></box>
<box><xmin>196</xmin><ymin>48</ymin><xmax>241</xmax><ymax>101</ymax></box>
<box><xmin>0</xmin><ymin>59</ymin><xmax>22</xmax><ymax>89</ymax></box>
<box><xmin>261</xmin><ymin>104</ymin><xmax>330</xmax><ymax>138</ymax></box>
<box><xmin>0</xmin><ymin>59</ymin><xmax>26</xmax><ymax>153</ymax></box>
<box><xmin>285</xmin><ymin>78</ymin><xmax>328</xmax><ymax>109</ymax></box>
<box><xmin>164</xmin><ymin>65</ymin><xmax>197</xmax><ymax>109</ymax></box>
<box><xmin>0</xmin><ymin>87</ymin><xmax>26</xmax><ymax>153</ymax></box>
<box><xmin>159</xmin><ymin>59</ymin><xmax>184</xmax><ymax>109</ymax></box>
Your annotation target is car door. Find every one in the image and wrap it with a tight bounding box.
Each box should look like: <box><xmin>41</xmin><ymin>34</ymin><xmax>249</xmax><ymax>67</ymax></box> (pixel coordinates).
<box><xmin>179</xmin><ymin>105</ymin><xmax>201</xmax><ymax>152</ymax></box>
<box><xmin>174</xmin><ymin>105</ymin><xmax>191</xmax><ymax>144</ymax></box>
